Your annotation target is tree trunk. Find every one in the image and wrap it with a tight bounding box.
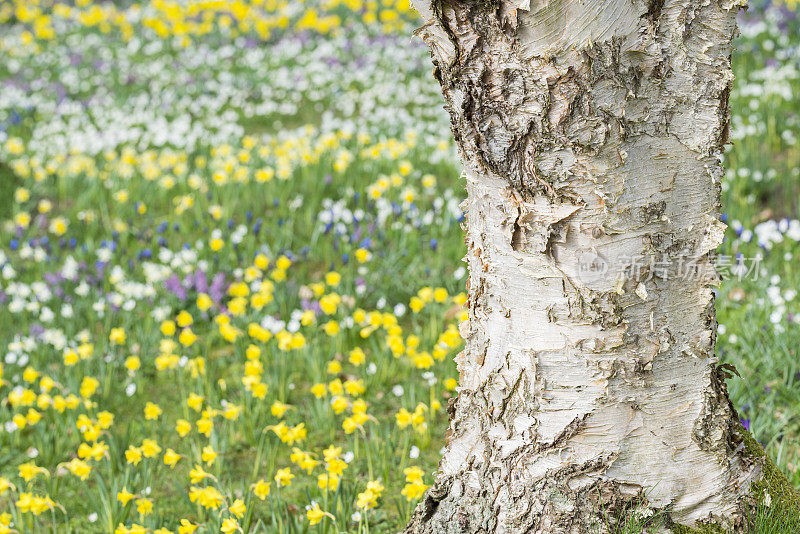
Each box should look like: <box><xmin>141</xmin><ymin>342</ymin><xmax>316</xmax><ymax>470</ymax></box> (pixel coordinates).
<box><xmin>403</xmin><ymin>0</ymin><xmax>786</xmax><ymax>532</ymax></box>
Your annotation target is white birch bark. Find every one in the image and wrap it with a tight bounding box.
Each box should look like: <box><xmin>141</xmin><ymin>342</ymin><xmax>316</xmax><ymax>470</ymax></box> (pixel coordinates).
<box><xmin>404</xmin><ymin>0</ymin><xmax>769</xmax><ymax>532</ymax></box>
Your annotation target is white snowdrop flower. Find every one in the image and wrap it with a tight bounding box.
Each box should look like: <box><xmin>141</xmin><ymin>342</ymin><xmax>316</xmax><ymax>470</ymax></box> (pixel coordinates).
<box><xmin>454</xmin><ymin>266</ymin><xmax>466</xmax><ymax>279</ymax></box>
<box><xmin>97</xmin><ymin>247</ymin><xmax>113</xmax><ymax>263</ymax></box>
<box><xmin>770</xmin><ymin>310</ymin><xmax>783</xmax><ymax>324</ymax></box>
<box><xmin>27</xmin><ymin>448</ymin><xmax>39</xmax><ymax>458</ymax></box>
<box><xmin>356</xmin><ymin>285</ymin><xmax>366</xmax><ymax>295</ymax></box>
<box><xmin>110</xmin><ymin>265</ymin><xmax>126</xmax><ymax>284</ymax></box>
<box><xmin>767</xmin><ymin>286</ymin><xmax>783</xmax><ymax>305</ymax></box>
<box><xmin>48</xmin><ymin>331</ymin><xmax>67</xmax><ymax>351</ymax></box>
<box><xmin>729</xmin><ymin>334</ymin><xmax>738</xmax><ymax>344</ymax></box>
<box><xmin>61</xmin><ymin>304</ymin><xmax>73</xmax><ymax>318</ymax></box>
<box><xmin>151</xmin><ymin>306</ymin><xmax>170</xmax><ymax>322</ymax></box>
<box><xmin>2</xmin><ymin>264</ymin><xmax>16</xmax><ymax>279</ymax></box>
<box><xmin>785</xmin><ymin>252</ymin><xmax>794</xmax><ymax>262</ymax></box>
<box><xmin>179</xmin><ymin>356</ymin><xmax>189</xmax><ymax>367</ymax></box>
<box><xmin>376</xmin><ymin>297</ymin><xmax>386</xmax><ymax>309</ymax></box>
<box><xmin>343</xmin><ymin>451</ymin><xmax>354</xmax><ymax>463</ymax></box>
<box><xmin>75</xmin><ymin>282</ymin><xmax>90</xmax><ymax>296</ymax></box>
<box><xmin>88</xmin><ymin>513</ymin><xmax>98</xmax><ymax>523</ymax></box>
<box><xmin>366</xmin><ymin>363</ymin><xmax>377</xmax><ymax>375</ymax></box>
<box><xmin>287</xmin><ymin>319</ymin><xmax>300</xmax><ymax>333</ymax></box>
<box><xmin>8</xmin><ymin>299</ymin><xmax>25</xmax><ymax>314</ymax></box>
<box><xmin>392</xmin><ymin>385</ymin><xmax>404</xmax><ymax>397</ymax></box>
<box><xmin>31</xmin><ymin>282</ymin><xmax>51</xmax><ymax>301</ymax></box>
<box><xmin>39</xmin><ymin>307</ymin><xmax>54</xmax><ymax>323</ymax></box>
<box><xmin>4</xmin><ymin>421</ymin><xmax>17</xmax><ymax>433</ymax></box>
<box><xmin>718</xmin><ymin>324</ymin><xmax>726</xmax><ymax>335</ymax></box>
<box><xmin>351</xmin><ymin>511</ymin><xmax>362</xmax><ymax>522</ymax></box>
<box><xmin>125</xmin><ymin>383</ymin><xmax>137</xmax><ymax>397</ymax></box>
<box><xmin>785</xmin><ymin>289</ymin><xmax>796</xmax><ymax>301</ymax></box>
<box><xmin>770</xmin><ymin>275</ymin><xmax>781</xmax><ymax>285</ymax></box>
<box><xmin>123</xmin><ymin>300</ymin><xmax>136</xmax><ymax>311</ymax></box>
<box><xmin>288</xmin><ymin>383</ymin><xmax>296</xmax><ymax>390</ymax></box>
<box><xmin>422</xmin><ymin>371</ymin><xmax>437</xmax><ymax>386</ymax></box>
<box><xmin>394</xmin><ymin>303</ymin><xmax>406</xmax><ymax>317</ymax></box>
<box><xmin>740</xmin><ymin>229</ymin><xmax>752</xmax><ymax>242</ymax></box>
<box><xmin>62</xmin><ymin>256</ymin><xmax>79</xmax><ymax>280</ymax></box>
<box><xmin>409</xmin><ymin>446</ymin><xmax>420</xmax><ymax>459</ymax></box>
<box><xmin>787</xmin><ymin>221</ymin><xmax>800</xmax><ymax>241</ymax></box>
<box><xmin>145</xmin><ymin>486</ymin><xmax>152</xmax><ymax>495</ymax></box>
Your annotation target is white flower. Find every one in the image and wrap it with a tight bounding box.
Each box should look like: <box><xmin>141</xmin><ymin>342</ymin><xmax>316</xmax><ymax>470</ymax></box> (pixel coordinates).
<box><xmin>151</xmin><ymin>306</ymin><xmax>170</xmax><ymax>322</ymax></box>
<box><xmin>409</xmin><ymin>446</ymin><xmax>420</xmax><ymax>459</ymax></box>
<box><xmin>97</xmin><ymin>247</ymin><xmax>113</xmax><ymax>263</ymax></box>
<box><xmin>392</xmin><ymin>385</ymin><xmax>404</xmax><ymax>397</ymax></box>
<box><xmin>39</xmin><ymin>307</ymin><xmax>55</xmax><ymax>322</ymax></box>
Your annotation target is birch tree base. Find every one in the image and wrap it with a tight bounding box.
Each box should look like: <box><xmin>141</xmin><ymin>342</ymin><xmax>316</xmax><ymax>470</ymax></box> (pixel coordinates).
<box><xmin>404</xmin><ymin>0</ymin><xmax>799</xmax><ymax>532</ymax></box>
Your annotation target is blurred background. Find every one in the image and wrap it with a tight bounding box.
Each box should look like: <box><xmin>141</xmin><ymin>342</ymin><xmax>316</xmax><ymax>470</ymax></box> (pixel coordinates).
<box><xmin>0</xmin><ymin>0</ymin><xmax>798</xmax><ymax>532</ymax></box>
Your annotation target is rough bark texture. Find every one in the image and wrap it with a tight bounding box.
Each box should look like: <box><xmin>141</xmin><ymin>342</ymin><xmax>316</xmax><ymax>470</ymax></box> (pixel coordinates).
<box><xmin>404</xmin><ymin>0</ymin><xmax>772</xmax><ymax>532</ymax></box>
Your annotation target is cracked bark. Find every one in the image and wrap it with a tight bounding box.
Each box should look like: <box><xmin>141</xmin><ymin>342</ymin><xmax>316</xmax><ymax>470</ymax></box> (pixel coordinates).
<box><xmin>403</xmin><ymin>0</ymin><xmax>779</xmax><ymax>532</ymax></box>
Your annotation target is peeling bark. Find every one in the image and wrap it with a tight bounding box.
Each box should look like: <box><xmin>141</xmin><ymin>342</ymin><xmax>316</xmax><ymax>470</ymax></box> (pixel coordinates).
<box><xmin>404</xmin><ymin>0</ymin><xmax>775</xmax><ymax>532</ymax></box>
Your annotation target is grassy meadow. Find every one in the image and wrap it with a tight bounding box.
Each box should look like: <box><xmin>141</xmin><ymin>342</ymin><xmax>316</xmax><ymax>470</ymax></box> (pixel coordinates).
<box><xmin>0</xmin><ymin>0</ymin><xmax>799</xmax><ymax>532</ymax></box>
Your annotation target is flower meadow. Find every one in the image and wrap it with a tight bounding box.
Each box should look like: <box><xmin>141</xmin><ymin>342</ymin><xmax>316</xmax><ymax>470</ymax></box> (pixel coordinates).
<box><xmin>1</xmin><ymin>0</ymin><xmax>799</xmax><ymax>532</ymax></box>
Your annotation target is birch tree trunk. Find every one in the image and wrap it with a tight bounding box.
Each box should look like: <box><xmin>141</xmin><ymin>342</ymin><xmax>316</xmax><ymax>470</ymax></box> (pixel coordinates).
<box><xmin>403</xmin><ymin>1</ymin><xmax>792</xmax><ymax>532</ymax></box>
